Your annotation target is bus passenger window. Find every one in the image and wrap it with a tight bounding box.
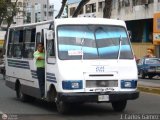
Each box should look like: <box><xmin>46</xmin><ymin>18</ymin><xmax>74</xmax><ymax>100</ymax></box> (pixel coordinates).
<box><xmin>23</xmin><ymin>28</ymin><xmax>36</xmax><ymax>58</ymax></box>
<box><xmin>7</xmin><ymin>30</ymin><xmax>13</xmax><ymax>58</ymax></box>
<box><xmin>36</xmin><ymin>32</ymin><xmax>41</xmax><ymax>44</ymax></box>
<box><xmin>13</xmin><ymin>30</ymin><xmax>23</xmax><ymax>58</ymax></box>
<box><xmin>47</xmin><ymin>40</ymin><xmax>55</xmax><ymax>57</ymax></box>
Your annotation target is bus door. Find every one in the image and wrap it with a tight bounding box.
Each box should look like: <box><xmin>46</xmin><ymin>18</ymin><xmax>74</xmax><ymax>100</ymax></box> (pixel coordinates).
<box><xmin>43</xmin><ymin>29</ymin><xmax>56</xmax><ymax>97</ymax></box>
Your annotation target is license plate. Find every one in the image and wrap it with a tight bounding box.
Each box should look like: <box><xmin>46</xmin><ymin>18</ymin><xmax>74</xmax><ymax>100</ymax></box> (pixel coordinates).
<box><xmin>98</xmin><ymin>95</ymin><xmax>109</xmax><ymax>101</ymax></box>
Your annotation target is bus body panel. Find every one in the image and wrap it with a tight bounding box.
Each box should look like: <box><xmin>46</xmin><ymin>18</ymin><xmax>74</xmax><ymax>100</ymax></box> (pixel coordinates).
<box><xmin>5</xmin><ymin>18</ymin><xmax>139</xmax><ymax>105</ymax></box>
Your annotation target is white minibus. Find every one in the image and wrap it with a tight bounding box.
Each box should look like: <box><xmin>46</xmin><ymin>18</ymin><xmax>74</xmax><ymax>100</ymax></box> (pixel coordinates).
<box><xmin>5</xmin><ymin>18</ymin><xmax>139</xmax><ymax>113</ymax></box>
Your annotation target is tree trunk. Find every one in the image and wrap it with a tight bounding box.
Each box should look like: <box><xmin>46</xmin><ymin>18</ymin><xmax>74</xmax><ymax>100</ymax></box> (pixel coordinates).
<box><xmin>72</xmin><ymin>0</ymin><xmax>90</xmax><ymax>17</ymax></box>
<box><xmin>103</xmin><ymin>0</ymin><xmax>112</xmax><ymax>18</ymax></box>
<box><xmin>55</xmin><ymin>0</ymin><xmax>67</xmax><ymax>19</ymax></box>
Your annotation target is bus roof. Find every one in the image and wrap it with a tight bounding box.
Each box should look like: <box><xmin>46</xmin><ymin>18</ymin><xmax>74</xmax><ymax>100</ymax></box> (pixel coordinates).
<box><xmin>9</xmin><ymin>20</ymin><xmax>54</xmax><ymax>29</ymax></box>
<box><xmin>54</xmin><ymin>18</ymin><xmax>126</xmax><ymax>27</ymax></box>
<box><xmin>9</xmin><ymin>18</ymin><xmax>126</xmax><ymax>29</ymax></box>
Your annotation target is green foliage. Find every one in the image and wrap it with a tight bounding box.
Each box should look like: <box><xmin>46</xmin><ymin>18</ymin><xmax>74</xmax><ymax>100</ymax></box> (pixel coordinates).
<box><xmin>0</xmin><ymin>0</ymin><xmax>19</xmax><ymax>28</ymax></box>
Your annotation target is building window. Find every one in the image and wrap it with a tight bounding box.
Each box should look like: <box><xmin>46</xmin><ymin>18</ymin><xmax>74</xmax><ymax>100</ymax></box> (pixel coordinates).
<box><xmin>70</xmin><ymin>7</ymin><xmax>75</xmax><ymax>16</ymax></box>
<box><xmin>18</xmin><ymin>2</ymin><xmax>22</xmax><ymax>7</ymax></box>
<box><xmin>133</xmin><ymin>0</ymin><xmax>153</xmax><ymax>6</ymax></box>
<box><xmin>112</xmin><ymin>0</ymin><xmax>116</xmax><ymax>9</ymax></box>
<box><xmin>44</xmin><ymin>12</ymin><xmax>46</xmax><ymax>16</ymax></box>
<box><xmin>49</xmin><ymin>12</ymin><xmax>53</xmax><ymax>16</ymax></box>
<box><xmin>98</xmin><ymin>1</ymin><xmax>105</xmax><ymax>12</ymax></box>
<box><xmin>43</xmin><ymin>4</ymin><xmax>47</xmax><ymax>8</ymax></box>
<box><xmin>86</xmin><ymin>3</ymin><xmax>96</xmax><ymax>13</ymax></box>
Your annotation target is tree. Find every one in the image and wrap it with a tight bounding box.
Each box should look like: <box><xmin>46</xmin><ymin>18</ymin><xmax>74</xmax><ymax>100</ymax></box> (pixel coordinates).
<box><xmin>5</xmin><ymin>0</ymin><xmax>19</xmax><ymax>28</ymax></box>
<box><xmin>103</xmin><ymin>0</ymin><xmax>112</xmax><ymax>18</ymax></box>
<box><xmin>0</xmin><ymin>0</ymin><xmax>9</xmax><ymax>27</ymax></box>
<box><xmin>55</xmin><ymin>0</ymin><xmax>90</xmax><ymax>18</ymax></box>
<box><xmin>55</xmin><ymin>0</ymin><xmax>67</xmax><ymax>19</ymax></box>
<box><xmin>1</xmin><ymin>0</ymin><xmax>19</xmax><ymax>55</ymax></box>
<box><xmin>0</xmin><ymin>0</ymin><xmax>19</xmax><ymax>28</ymax></box>
<box><xmin>72</xmin><ymin>0</ymin><xmax>90</xmax><ymax>17</ymax></box>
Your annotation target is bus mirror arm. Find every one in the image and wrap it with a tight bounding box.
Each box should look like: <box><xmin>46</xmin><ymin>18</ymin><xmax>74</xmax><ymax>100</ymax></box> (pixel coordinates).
<box><xmin>46</xmin><ymin>30</ymin><xmax>54</xmax><ymax>40</ymax></box>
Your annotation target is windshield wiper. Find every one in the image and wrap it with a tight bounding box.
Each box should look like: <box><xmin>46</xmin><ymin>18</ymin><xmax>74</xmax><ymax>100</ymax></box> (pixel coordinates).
<box><xmin>80</xmin><ymin>32</ymin><xmax>86</xmax><ymax>60</ymax></box>
<box><xmin>117</xmin><ymin>35</ymin><xmax>122</xmax><ymax>62</ymax></box>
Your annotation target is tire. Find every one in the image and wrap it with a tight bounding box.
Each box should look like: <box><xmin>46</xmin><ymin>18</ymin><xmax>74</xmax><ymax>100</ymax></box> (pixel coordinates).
<box><xmin>139</xmin><ymin>70</ymin><xmax>145</xmax><ymax>79</ymax></box>
<box><xmin>56</xmin><ymin>100</ymin><xmax>69</xmax><ymax>114</ymax></box>
<box><xmin>16</xmin><ymin>84</ymin><xmax>34</xmax><ymax>102</ymax></box>
<box><xmin>111</xmin><ymin>100</ymin><xmax>127</xmax><ymax>112</ymax></box>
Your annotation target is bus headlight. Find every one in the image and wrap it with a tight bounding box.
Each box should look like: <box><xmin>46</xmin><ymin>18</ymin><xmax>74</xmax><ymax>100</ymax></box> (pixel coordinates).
<box><xmin>121</xmin><ymin>80</ymin><xmax>137</xmax><ymax>88</ymax></box>
<box><xmin>62</xmin><ymin>80</ymin><xmax>83</xmax><ymax>90</ymax></box>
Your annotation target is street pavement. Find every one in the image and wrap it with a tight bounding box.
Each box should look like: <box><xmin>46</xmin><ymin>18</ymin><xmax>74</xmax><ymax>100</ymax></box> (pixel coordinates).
<box><xmin>0</xmin><ymin>74</ymin><xmax>160</xmax><ymax>120</ymax></box>
<box><xmin>138</xmin><ymin>77</ymin><xmax>160</xmax><ymax>95</ymax></box>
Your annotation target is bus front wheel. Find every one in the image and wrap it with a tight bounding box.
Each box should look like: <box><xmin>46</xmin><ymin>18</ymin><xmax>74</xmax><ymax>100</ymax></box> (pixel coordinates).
<box><xmin>56</xmin><ymin>100</ymin><xmax>69</xmax><ymax>114</ymax></box>
<box><xmin>111</xmin><ymin>100</ymin><xmax>127</xmax><ymax>112</ymax></box>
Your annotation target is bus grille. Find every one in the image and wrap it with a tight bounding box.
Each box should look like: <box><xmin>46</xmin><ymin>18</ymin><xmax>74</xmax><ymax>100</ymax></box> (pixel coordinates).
<box><xmin>86</xmin><ymin>80</ymin><xmax>118</xmax><ymax>88</ymax></box>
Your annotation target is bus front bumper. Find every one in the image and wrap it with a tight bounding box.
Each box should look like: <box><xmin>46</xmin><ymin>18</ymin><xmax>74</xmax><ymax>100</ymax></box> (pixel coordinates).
<box><xmin>57</xmin><ymin>91</ymin><xmax>139</xmax><ymax>103</ymax></box>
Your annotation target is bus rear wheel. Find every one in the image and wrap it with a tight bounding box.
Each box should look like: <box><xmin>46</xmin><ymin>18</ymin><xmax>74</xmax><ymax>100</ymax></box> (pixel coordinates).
<box><xmin>111</xmin><ymin>100</ymin><xmax>127</xmax><ymax>112</ymax></box>
<box><xmin>16</xmin><ymin>84</ymin><xmax>34</xmax><ymax>102</ymax></box>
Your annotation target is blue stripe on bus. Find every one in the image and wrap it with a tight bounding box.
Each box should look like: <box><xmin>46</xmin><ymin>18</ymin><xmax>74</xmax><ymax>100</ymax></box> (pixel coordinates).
<box><xmin>46</xmin><ymin>72</ymin><xmax>57</xmax><ymax>83</ymax></box>
<box><xmin>8</xmin><ymin>59</ymin><xmax>30</xmax><ymax>69</ymax></box>
<box><xmin>31</xmin><ymin>71</ymin><xmax>57</xmax><ymax>83</ymax></box>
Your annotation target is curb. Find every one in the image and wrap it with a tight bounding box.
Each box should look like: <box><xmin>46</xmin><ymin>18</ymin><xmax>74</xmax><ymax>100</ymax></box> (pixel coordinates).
<box><xmin>138</xmin><ymin>85</ymin><xmax>160</xmax><ymax>95</ymax></box>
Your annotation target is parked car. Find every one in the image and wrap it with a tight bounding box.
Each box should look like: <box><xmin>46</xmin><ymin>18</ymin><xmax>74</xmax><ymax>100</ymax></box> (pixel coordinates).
<box><xmin>137</xmin><ymin>57</ymin><xmax>160</xmax><ymax>79</ymax></box>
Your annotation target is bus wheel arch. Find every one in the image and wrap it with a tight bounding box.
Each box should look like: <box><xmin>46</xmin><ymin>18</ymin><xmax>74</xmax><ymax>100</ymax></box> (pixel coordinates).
<box><xmin>15</xmin><ymin>79</ymin><xmax>21</xmax><ymax>99</ymax></box>
<box><xmin>15</xmin><ymin>79</ymin><xmax>30</xmax><ymax>102</ymax></box>
<box><xmin>47</xmin><ymin>84</ymin><xmax>57</xmax><ymax>102</ymax></box>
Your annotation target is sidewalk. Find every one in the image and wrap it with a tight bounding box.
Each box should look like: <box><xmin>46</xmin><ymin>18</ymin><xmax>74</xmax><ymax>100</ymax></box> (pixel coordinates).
<box><xmin>138</xmin><ymin>80</ymin><xmax>160</xmax><ymax>95</ymax></box>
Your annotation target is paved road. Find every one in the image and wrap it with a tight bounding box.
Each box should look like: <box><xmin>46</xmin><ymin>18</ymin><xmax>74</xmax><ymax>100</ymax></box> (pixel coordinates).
<box><xmin>0</xmin><ymin>78</ymin><xmax>160</xmax><ymax>120</ymax></box>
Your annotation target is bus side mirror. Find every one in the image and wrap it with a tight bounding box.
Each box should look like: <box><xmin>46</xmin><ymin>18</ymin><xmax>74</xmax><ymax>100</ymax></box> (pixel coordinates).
<box><xmin>46</xmin><ymin>30</ymin><xmax>54</xmax><ymax>40</ymax></box>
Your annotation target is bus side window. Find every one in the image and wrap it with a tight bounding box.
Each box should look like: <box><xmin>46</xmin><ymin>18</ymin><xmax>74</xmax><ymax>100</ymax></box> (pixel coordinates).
<box><xmin>46</xmin><ymin>30</ymin><xmax>55</xmax><ymax>64</ymax></box>
<box><xmin>13</xmin><ymin>30</ymin><xmax>23</xmax><ymax>58</ymax></box>
<box><xmin>47</xmin><ymin>39</ymin><xmax>55</xmax><ymax>57</ymax></box>
<box><xmin>23</xmin><ymin>28</ymin><xmax>36</xmax><ymax>58</ymax></box>
<box><xmin>7</xmin><ymin>30</ymin><xmax>13</xmax><ymax>58</ymax></box>
<box><xmin>36</xmin><ymin>32</ymin><xmax>41</xmax><ymax>43</ymax></box>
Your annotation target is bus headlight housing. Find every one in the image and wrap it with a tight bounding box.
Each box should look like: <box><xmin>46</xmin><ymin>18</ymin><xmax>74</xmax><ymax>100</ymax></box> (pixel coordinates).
<box><xmin>121</xmin><ymin>80</ymin><xmax>137</xmax><ymax>88</ymax></box>
<box><xmin>62</xmin><ymin>80</ymin><xmax>83</xmax><ymax>90</ymax></box>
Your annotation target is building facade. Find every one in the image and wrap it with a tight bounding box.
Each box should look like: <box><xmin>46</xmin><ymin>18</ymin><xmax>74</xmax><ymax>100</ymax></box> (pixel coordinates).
<box><xmin>3</xmin><ymin>0</ymin><xmax>54</xmax><ymax>26</ymax></box>
<box><xmin>67</xmin><ymin>0</ymin><xmax>160</xmax><ymax>57</ymax></box>
<box><xmin>23</xmin><ymin>0</ymin><xmax>54</xmax><ymax>24</ymax></box>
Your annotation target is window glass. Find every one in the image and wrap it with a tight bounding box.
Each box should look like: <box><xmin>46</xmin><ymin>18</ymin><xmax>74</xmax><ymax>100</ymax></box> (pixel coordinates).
<box><xmin>57</xmin><ymin>25</ymin><xmax>133</xmax><ymax>60</ymax></box>
<box><xmin>7</xmin><ymin>30</ymin><xmax>14</xmax><ymax>57</ymax></box>
<box><xmin>23</xmin><ymin>28</ymin><xmax>36</xmax><ymax>58</ymax></box>
<box><xmin>47</xmin><ymin>40</ymin><xmax>55</xmax><ymax>58</ymax></box>
<box><xmin>13</xmin><ymin>30</ymin><xmax>23</xmax><ymax>58</ymax></box>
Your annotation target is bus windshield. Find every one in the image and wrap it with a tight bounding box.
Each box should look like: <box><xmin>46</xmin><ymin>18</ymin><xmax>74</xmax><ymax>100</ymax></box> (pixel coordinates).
<box><xmin>57</xmin><ymin>25</ymin><xmax>133</xmax><ymax>60</ymax></box>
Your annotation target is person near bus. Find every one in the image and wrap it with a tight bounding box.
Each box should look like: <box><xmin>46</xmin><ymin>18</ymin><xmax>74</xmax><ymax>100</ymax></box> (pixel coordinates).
<box><xmin>33</xmin><ymin>43</ymin><xmax>45</xmax><ymax>99</ymax></box>
<box><xmin>144</xmin><ymin>48</ymin><xmax>155</xmax><ymax>58</ymax></box>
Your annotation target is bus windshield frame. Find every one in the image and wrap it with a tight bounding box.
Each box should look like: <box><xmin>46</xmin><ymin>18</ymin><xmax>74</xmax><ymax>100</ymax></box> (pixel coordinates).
<box><xmin>57</xmin><ymin>25</ymin><xmax>133</xmax><ymax>60</ymax></box>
